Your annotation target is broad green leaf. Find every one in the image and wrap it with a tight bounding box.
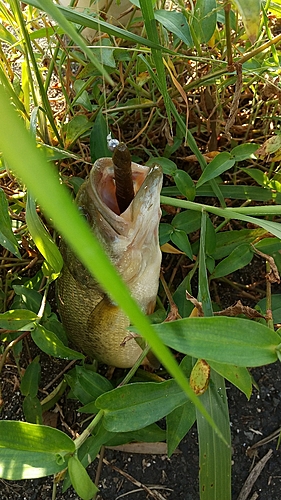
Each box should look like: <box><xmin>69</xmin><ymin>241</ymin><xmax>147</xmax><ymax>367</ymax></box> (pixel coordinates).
<box><xmin>26</xmin><ymin>194</ymin><xmax>63</xmax><ymax>277</ymax></box>
<box><xmin>42</xmin><ymin>313</ymin><xmax>68</xmax><ymax>345</ymax></box>
<box><xmin>173</xmin><ymin>275</ymin><xmax>194</xmax><ymax>318</ymax></box>
<box><xmin>196</xmin><ymin>213</ymin><xmax>232</xmax><ymax>500</ymax></box>
<box><xmin>0</xmin><ymin>309</ymin><xmax>38</xmax><ymax>330</ymax></box>
<box><xmin>230</xmin><ymin>143</ymin><xmax>258</xmax><ymax>161</ymax></box>
<box><xmin>211</xmin><ymin>243</ymin><xmax>253</xmax><ymax>279</ymax></box>
<box><xmin>12</xmin><ymin>285</ymin><xmax>51</xmax><ymax>318</ymax></box>
<box><xmin>154</xmin><ymin>9</ymin><xmax>193</xmax><ymax>47</ymax></box>
<box><xmin>255</xmin><ymin>237</ymin><xmax>281</xmax><ymax>255</ymax></box>
<box><xmin>62</xmin><ymin>115</ymin><xmax>92</xmax><ymax>149</ymax></box>
<box><xmin>212</xmin><ymin>228</ymin><xmax>266</xmax><ymax>260</ymax></box>
<box><xmin>233</xmin><ymin>0</ymin><xmax>261</xmax><ymax>42</ymax></box>
<box><xmin>105</xmin><ymin>423</ymin><xmax>166</xmax><ymax>447</ymax></box>
<box><xmin>256</xmin><ymin>294</ymin><xmax>281</xmax><ymax>323</ymax></box>
<box><xmin>159</xmin><ymin>223</ymin><xmax>173</xmax><ymax>245</ymax></box>
<box><xmin>147</xmin><ymin>157</ymin><xmax>177</xmax><ymax>176</ymax></box>
<box><xmin>151</xmin><ymin>316</ymin><xmax>280</xmax><ymax>367</ymax></box>
<box><xmin>0</xmin><ymin>188</ymin><xmax>20</xmax><ymax>257</ymax></box>
<box><xmin>20</xmin><ymin>355</ymin><xmax>41</xmax><ymax>398</ymax></box>
<box><xmin>209</xmin><ymin>361</ymin><xmax>252</xmax><ymax>399</ymax></box>
<box><xmin>32</xmin><ymin>324</ymin><xmax>84</xmax><ymax>360</ymax></box>
<box><xmin>243</xmin><ymin>168</ymin><xmax>268</xmax><ymax>187</ymax></box>
<box><xmin>0</xmin><ymin>421</ymin><xmax>75</xmax><ymax>480</ymax></box>
<box><xmin>197</xmin><ymin>153</ymin><xmax>235</xmax><ymax>188</ymax></box>
<box><xmin>191</xmin><ymin>0</ymin><xmax>217</xmax><ymax>43</ymax></box>
<box><xmin>172</xmin><ymin>210</ymin><xmax>202</xmax><ymax>234</ymax></box>
<box><xmin>66</xmin><ymin>365</ymin><xmax>113</xmax><ymax>405</ymax></box>
<box><xmin>174</xmin><ymin>170</ymin><xmax>196</xmax><ymax>200</ymax></box>
<box><xmin>95</xmin><ymin>38</ymin><xmax>116</xmax><ymax>68</ymax></box>
<box><xmin>0</xmin><ymin>22</ymin><xmax>18</xmax><ymax>47</ymax></box>
<box><xmin>68</xmin><ymin>455</ymin><xmax>98</xmax><ymax>500</ymax></box>
<box><xmin>96</xmin><ymin>380</ymin><xmax>189</xmax><ymax>432</ymax></box>
<box><xmin>73</xmin><ymin>80</ymin><xmax>92</xmax><ymax>112</ymax></box>
<box><xmin>23</xmin><ymin>395</ymin><xmax>43</xmax><ymax>425</ymax></box>
<box><xmin>90</xmin><ymin>111</ymin><xmax>110</xmax><ymax>162</ymax></box>
<box><xmin>171</xmin><ymin>229</ymin><xmax>193</xmax><ymax>259</ymax></box>
<box><xmin>167</xmin><ymin>400</ymin><xmax>196</xmax><ymax>457</ymax></box>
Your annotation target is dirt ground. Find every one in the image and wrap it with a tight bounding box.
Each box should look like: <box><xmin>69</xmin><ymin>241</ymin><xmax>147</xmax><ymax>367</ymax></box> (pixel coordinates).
<box><xmin>1</xmin><ymin>361</ymin><xmax>280</xmax><ymax>500</ymax></box>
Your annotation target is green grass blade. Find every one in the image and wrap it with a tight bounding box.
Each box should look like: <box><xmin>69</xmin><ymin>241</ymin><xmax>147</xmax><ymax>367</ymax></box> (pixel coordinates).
<box><xmin>197</xmin><ymin>370</ymin><xmax>231</xmax><ymax>500</ymax></box>
<box><xmin>11</xmin><ymin>1</ymin><xmax>61</xmax><ymax>143</ymax></box>
<box><xmin>27</xmin><ymin>0</ymin><xmax>113</xmax><ymax>85</ymax></box>
<box><xmin>24</xmin><ymin>0</ymin><xmax>170</xmax><ymax>52</ymax></box>
<box><xmin>0</xmin><ymin>188</ymin><xmax>20</xmax><ymax>257</ymax></box>
<box><xmin>162</xmin><ymin>183</ymin><xmax>281</xmax><ymax>203</ymax></box>
<box><xmin>160</xmin><ymin>196</ymin><xmax>281</xmax><ymax>239</ymax></box>
<box><xmin>198</xmin><ymin>212</ymin><xmax>213</xmax><ymax>316</ymax></box>
<box><xmin>196</xmin><ymin>212</ymin><xmax>231</xmax><ymax>500</ymax></box>
<box><xmin>169</xmin><ymin>102</ymin><xmax>226</xmax><ymax>206</ymax></box>
<box><xmin>139</xmin><ymin>0</ymin><xmax>172</xmax><ymax>128</ymax></box>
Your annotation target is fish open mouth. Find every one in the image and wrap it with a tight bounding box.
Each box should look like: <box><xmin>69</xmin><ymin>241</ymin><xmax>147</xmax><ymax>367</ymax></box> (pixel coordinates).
<box><xmin>96</xmin><ymin>162</ymin><xmax>149</xmax><ymax>216</ymax></box>
<box><xmin>82</xmin><ymin>158</ymin><xmax>163</xmax><ymax>236</ymax></box>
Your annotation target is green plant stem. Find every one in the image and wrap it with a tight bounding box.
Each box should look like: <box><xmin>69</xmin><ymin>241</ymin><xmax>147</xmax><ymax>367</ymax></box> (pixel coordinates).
<box><xmin>265</xmin><ymin>261</ymin><xmax>274</xmax><ymax>330</ymax></box>
<box><xmin>160</xmin><ymin>195</ymin><xmax>281</xmax><ymax>217</ymax></box>
<box><xmin>224</xmin><ymin>2</ymin><xmax>233</xmax><ymax>69</ymax></box>
<box><xmin>74</xmin><ymin>410</ymin><xmax>104</xmax><ymax>450</ymax></box>
<box><xmin>238</xmin><ymin>33</ymin><xmax>281</xmax><ymax>64</ymax></box>
<box><xmin>12</xmin><ymin>0</ymin><xmax>62</xmax><ymax>144</ymax></box>
<box><xmin>118</xmin><ymin>344</ymin><xmax>152</xmax><ymax>387</ymax></box>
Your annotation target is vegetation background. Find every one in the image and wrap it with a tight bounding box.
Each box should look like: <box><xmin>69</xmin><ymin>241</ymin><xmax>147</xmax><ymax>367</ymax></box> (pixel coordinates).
<box><xmin>0</xmin><ymin>1</ymin><xmax>281</xmax><ymax>499</ymax></box>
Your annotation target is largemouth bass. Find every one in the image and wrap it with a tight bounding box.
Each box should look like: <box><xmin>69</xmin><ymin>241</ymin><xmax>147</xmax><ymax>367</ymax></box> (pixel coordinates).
<box><xmin>57</xmin><ymin>158</ymin><xmax>162</xmax><ymax>368</ymax></box>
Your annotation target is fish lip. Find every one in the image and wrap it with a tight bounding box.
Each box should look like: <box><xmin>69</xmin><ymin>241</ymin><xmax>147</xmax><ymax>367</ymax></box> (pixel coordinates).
<box><xmin>86</xmin><ymin>158</ymin><xmax>163</xmax><ymax>238</ymax></box>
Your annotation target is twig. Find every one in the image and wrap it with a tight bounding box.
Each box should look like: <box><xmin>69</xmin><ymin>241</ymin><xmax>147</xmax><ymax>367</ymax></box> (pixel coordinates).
<box><xmin>93</xmin><ymin>445</ymin><xmax>105</xmax><ymax>499</ymax></box>
<box><xmin>247</xmin><ymin>428</ymin><xmax>281</xmax><ymax>458</ymax></box>
<box><xmin>101</xmin><ymin>456</ymin><xmax>171</xmax><ymax>500</ymax></box>
<box><xmin>237</xmin><ymin>449</ymin><xmax>273</xmax><ymax>500</ymax></box>
<box><xmin>42</xmin><ymin>359</ymin><xmax>76</xmax><ymax>391</ymax></box>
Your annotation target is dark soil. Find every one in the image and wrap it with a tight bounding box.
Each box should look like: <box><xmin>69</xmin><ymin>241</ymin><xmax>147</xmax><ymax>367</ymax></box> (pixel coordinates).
<box><xmin>1</xmin><ymin>359</ymin><xmax>280</xmax><ymax>500</ymax></box>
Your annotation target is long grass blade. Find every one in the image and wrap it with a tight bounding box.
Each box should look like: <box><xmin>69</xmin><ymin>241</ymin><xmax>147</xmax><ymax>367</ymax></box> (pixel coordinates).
<box><xmin>196</xmin><ymin>212</ymin><xmax>231</xmax><ymax>500</ymax></box>
<box><xmin>139</xmin><ymin>0</ymin><xmax>172</xmax><ymax>129</ymax></box>
<box><xmin>24</xmin><ymin>0</ymin><xmax>170</xmax><ymax>52</ymax></box>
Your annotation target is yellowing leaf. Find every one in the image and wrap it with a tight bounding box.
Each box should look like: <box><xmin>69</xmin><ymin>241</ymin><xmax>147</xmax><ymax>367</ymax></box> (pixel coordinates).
<box><xmin>232</xmin><ymin>0</ymin><xmax>261</xmax><ymax>42</ymax></box>
<box><xmin>160</xmin><ymin>243</ymin><xmax>184</xmax><ymax>254</ymax></box>
<box><xmin>190</xmin><ymin>359</ymin><xmax>210</xmax><ymax>396</ymax></box>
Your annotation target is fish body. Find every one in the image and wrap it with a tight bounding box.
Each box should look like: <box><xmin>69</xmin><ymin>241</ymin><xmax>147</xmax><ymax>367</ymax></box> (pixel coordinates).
<box><xmin>57</xmin><ymin>158</ymin><xmax>162</xmax><ymax>368</ymax></box>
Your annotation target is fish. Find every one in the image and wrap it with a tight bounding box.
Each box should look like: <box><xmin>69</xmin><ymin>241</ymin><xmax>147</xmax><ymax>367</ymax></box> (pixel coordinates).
<box><xmin>57</xmin><ymin>157</ymin><xmax>163</xmax><ymax>368</ymax></box>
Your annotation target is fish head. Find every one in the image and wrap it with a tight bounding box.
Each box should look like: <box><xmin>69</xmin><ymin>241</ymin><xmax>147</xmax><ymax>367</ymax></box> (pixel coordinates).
<box><xmin>77</xmin><ymin>158</ymin><xmax>163</xmax><ymax>312</ymax></box>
